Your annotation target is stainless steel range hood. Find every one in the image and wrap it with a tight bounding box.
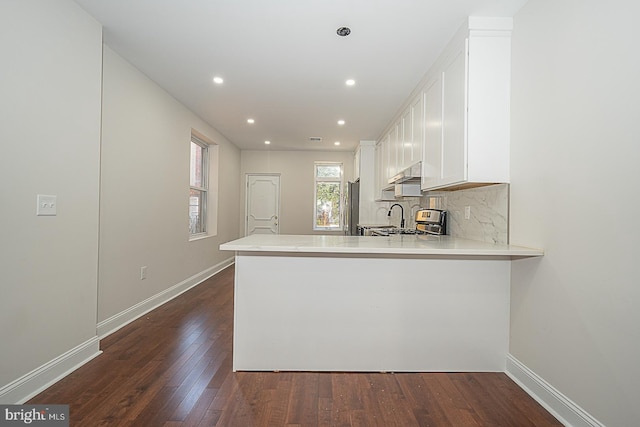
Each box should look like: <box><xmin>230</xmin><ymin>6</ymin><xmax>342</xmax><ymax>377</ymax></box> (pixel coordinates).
<box><xmin>380</xmin><ymin>162</ymin><xmax>422</xmax><ymax>199</ymax></box>
<box><xmin>388</xmin><ymin>162</ymin><xmax>421</xmax><ymax>185</ymax></box>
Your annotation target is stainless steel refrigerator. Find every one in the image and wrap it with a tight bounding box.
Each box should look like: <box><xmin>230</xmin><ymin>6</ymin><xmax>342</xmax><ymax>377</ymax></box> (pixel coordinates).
<box><xmin>343</xmin><ymin>180</ymin><xmax>360</xmax><ymax>235</ymax></box>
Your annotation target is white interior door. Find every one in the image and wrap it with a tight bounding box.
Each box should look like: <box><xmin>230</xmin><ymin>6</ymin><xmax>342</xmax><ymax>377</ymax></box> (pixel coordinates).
<box><xmin>246</xmin><ymin>174</ymin><xmax>280</xmax><ymax>235</ymax></box>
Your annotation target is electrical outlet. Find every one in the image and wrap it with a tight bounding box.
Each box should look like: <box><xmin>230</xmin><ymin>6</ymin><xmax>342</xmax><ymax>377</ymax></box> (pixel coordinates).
<box><xmin>140</xmin><ymin>266</ymin><xmax>147</xmax><ymax>280</ymax></box>
<box><xmin>464</xmin><ymin>206</ymin><xmax>471</xmax><ymax>220</ymax></box>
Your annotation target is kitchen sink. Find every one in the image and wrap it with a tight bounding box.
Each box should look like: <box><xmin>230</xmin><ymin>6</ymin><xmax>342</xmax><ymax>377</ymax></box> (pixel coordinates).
<box><xmin>387</xmin><ymin>228</ymin><xmax>417</xmax><ymax>235</ymax></box>
<box><xmin>370</xmin><ymin>228</ymin><xmax>417</xmax><ymax>236</ymax></box>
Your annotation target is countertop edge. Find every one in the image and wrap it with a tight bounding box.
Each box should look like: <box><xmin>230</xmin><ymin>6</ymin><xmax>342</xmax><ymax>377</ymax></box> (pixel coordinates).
<box><xmin>219</xmin><ymin>236</ymin><xmax>543</xmax><ymax>259</ymax></box>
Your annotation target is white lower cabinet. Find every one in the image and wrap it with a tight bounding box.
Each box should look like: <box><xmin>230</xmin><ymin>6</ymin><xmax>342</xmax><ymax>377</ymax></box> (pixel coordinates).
<box><xmin>233</xmin><ymin>253</ymin><xmax>510</xmax><ymax>372</ymax></box>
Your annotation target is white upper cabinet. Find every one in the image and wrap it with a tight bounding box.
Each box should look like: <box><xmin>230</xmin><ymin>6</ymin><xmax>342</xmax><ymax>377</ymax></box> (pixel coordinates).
<box><xmin>374</xmin><ymin>140</ymin><xmax>395</xmax><ymax>201</ymax></box>
<box><xmin>440</xmin><ymin>45</ymin><xmax>467</xmax><ymax>186</ymax></box>
<box><xmin>374</xmin><ymin>140</ymin><xmax>383</xmax><ymax>196</ymax></box>
<box><xmin>410</xmin><ymin>93</ymin><xmax>423</xmax><ymax>167</ymax></box>
<box><xmin>376</xmin><ymin>98</ymin><xmax>423</xmax><ymax>193</ymax></box>
<box><xmin>353</xmin><ymin>141</ymin><xmax>378</xmax><ymax>221</ymax></box>
<box><xmin>422</xmin><ymin>76</ymin><xmax>443</xmax><ymax>189</ymax></box>
<box><xmin>398</xmin><ymin>95</ymin><xmax>424</xmax><ymax>173</ymax></box>
<box><xmin>420</xmin><ymin>17</ymin><xmax>512</xmax><ymax>191</ymax></box>
<box><xmin>375</xmin><ymin>17</ymin><xmax>511</xmax><ymax>196</ymax></box>
<box><xmin>382</xmin><ymin>132</ymin><xmax>391</xmax><ymax>184</ymax></box>
<box><xmin>387</xmin><ymin>124</ymin><xmax>399</xmax><ymax>179</ymax></box>
<box><xmin>373</xmin><ymin>133</ymin><xmax>393</xmax><ymax>198</ymax></box>
<box><xmin>353</xmin><ymin>145</ymin><xmax>361</xmax><ymax>181</ymax></box>
<box><xmin>401</xmin><ymin>106</ymin><xmax>412</xmax><ymax>169</ymax></box>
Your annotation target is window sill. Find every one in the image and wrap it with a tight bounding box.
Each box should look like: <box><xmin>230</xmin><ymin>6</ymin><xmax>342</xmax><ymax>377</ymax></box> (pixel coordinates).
<box><xmin>189</xmin><ymin>233</ymin><xmax>215</xmax><ymax>242</ymax></box>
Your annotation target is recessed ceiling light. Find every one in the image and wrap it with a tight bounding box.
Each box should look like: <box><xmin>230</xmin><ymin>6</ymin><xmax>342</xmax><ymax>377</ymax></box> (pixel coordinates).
<box><xmin>213</xmin><ymin>76</ymin><xmax>224</xmax><ymax>84</ymax></box>
<box><xmin>345</xmin><ymin>79</ymin><xmax>355</xmax><ymax>86</ymax></box>
<box><xmin>337</xmin><ymin>120</ymin><xmax>345</xmax><ymax>125</ymax></box>
<box><xmin>264</xmin><ymin>140</ymin><xmax>271</xmax><ymax>145</ymax></box>
<box><xmin>334</xmin><ymin>141</ymin><xmax>341</xmax><ymax>146</ymax></box>
<box><xmin>247</xmin><ymin>118</ymin><xmax>255</xmax><ymax>124</ymax></box>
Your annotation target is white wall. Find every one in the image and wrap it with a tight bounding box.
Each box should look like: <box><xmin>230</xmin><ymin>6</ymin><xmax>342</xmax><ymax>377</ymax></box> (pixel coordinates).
<box><xmin>509</xmin><ymin>1</ymin><xmax>640</xmax><ymax>426</ymax></box>
<box><xmin>98</xmin><ymin>46</ymin><xmax>241</xmax><ymax>323</ymax></box>
<box><xmin>0</xmin><ymin>0</ymin><xmax>102</xmax><ymax>396</ymax></box>
<box><xmin>240</xmin><ymin>150</ymin><xmax>354</xmax><ymax>235</ymax></box>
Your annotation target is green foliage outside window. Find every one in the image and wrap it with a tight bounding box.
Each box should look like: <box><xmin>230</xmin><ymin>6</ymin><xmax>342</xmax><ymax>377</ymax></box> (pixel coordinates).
<box><xmin>314</xmin><ymin>162</ymin><xmax>342</xmax><ymax>229</ymax></box>
<box><xmin>316</xmin><ymin>182</ymin><xmax>341</xmax><ymax>227</ymax></box>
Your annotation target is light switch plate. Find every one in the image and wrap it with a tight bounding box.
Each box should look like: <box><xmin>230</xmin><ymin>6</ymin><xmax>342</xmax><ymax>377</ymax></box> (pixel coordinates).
<box><xmin>37</xmin><ymin>194</ymin><xmax>57</xmax><ymax>216</ymax></box>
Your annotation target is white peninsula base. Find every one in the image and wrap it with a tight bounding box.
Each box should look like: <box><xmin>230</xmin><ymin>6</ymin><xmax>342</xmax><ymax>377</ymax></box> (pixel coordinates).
<box><xmin>232</xmin><ymin>252</ymin><xmax>510</xmax><ymax>372</ymax></box>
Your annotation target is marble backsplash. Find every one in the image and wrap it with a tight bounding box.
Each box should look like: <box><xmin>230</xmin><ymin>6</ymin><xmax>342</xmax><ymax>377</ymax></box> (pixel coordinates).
<box><xmin>371</xmin><ymin>184</ymin><xmax>509</xmax><ymax>244</ymax></box>
<box><xmin>422</xmin><ymin>184</ymin><xmax>509</xmax><ymax>244</ymax></box>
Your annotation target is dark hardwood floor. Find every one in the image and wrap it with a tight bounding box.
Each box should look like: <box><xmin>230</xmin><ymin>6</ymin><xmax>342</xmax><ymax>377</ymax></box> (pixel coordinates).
<box><xmin>29</xmin><ymin>265</ymin><xmax>562</xmax><ymax>426</ymax></box>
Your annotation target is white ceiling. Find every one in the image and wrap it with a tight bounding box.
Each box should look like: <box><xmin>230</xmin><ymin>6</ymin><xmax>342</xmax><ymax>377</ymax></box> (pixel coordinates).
<box><xmin>74</xmin><ymin>0</ymin><xmax>528</xmax><ymax>152</ymax></box>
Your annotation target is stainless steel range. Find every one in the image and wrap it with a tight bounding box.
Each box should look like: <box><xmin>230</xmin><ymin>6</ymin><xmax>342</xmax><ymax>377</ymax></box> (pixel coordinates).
<box><xmin>368</xmin><ymin>209</ymin><xmax>446</xmax><ymax>236</ymax></box>
<box><xmin>415</xmin><ymin>209</ymin><xmax>447</xmax><ymax>235</ymax></box>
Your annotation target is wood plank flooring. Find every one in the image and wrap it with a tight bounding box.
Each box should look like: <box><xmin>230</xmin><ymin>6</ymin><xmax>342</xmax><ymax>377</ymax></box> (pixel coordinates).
<box><xmin>29</xmin><ymin>265</ymin><xmax>562</xmax><ymax>426</ymax></box>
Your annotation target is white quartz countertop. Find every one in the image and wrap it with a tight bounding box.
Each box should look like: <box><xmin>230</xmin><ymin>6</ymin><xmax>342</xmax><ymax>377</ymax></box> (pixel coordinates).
<box><xmin>220</xmin><ymin>234</ymin><xmax>543</xmax><ymax>258</ymax></box>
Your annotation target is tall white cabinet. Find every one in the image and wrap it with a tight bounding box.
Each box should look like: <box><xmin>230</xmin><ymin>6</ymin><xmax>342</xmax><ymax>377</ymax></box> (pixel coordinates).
<box><xmin>353</xmin><ymin>141</ymin><xmax>378</xmax><ymax>223</ymax></box>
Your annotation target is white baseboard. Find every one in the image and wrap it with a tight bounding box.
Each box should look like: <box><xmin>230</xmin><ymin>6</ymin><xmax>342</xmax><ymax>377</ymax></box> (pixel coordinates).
<box><xmin>506</xmin><ymin>354</ymin><xmax>604</xmax><ymax>427</ymax></box>
<box><xmin>0</xmin><ymin>259</ymin><xmax>234</xmax><ymax>405</ymax></box>
<box><xmin>0</xmin><ymin>337</ymin><xmax>101</xmax><ymax>404</ymax></box>
<box><xmin>97</xmin><ymin>257</ymin><xmax>234</xmax><ymax>338</ymax></box>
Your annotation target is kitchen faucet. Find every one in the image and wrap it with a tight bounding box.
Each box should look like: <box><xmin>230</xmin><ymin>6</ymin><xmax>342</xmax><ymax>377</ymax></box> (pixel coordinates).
<box><xmin>388</xmin><ymin>203</ymin><xmax>405</xmax><ymax>228</ymax></box>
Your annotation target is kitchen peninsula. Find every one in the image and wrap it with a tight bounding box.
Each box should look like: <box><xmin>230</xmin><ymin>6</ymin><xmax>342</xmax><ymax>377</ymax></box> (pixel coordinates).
<box><xmin>220</xmin><ymin>234</ymin><xmax>542</xmax><ymax>373</ymax></box>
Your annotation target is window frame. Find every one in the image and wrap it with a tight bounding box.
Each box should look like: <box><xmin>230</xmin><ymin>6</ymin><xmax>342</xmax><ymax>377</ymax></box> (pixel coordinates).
<box><xmin>313</xmin><ymin>161</ymin><xmax>344</xmax><ymax>232</ymax></box>
<box><xmin>189</xmin><ymin>135</ymin><xmax>209</xmax><ymax>238</ymax></box>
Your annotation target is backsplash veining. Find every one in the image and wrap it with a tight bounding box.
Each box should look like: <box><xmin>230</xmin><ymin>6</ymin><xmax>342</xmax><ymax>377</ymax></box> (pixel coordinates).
<box><xmin>423</xmin><ymin>184</ymin><xmax>509</xmax><ymax>244</ymax></box>
<box><xmin>372</xmin><ymin>184</ymin><xmax>509</xmax><ymax>243</ymax></box>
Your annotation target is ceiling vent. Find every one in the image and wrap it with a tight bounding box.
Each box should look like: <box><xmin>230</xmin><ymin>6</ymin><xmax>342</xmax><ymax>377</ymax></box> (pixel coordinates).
<box><xmin>309</xmin><ymin>137</ymin><xmax>323</xmax><ymax>142</ymax></box>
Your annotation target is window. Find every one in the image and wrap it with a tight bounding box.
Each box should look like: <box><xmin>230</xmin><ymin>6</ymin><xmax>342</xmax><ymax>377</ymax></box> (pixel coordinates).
<box><xmin>189</xmin><ymin>136</ymin><xmax>208</xmax><ymax>236</ymax></box>
<box><xmin>314</xmin><ymin>162</ymin><xmax>343</xmax><ymax>231</ymax></box>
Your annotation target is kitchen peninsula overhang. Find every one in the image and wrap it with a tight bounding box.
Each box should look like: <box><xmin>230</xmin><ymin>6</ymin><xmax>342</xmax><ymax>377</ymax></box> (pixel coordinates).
<box><xmin>220</xmin><ymin>234</ymin><xmax>542</xmax><ymax>373</ymax></box>
<box><xmin>220</xmin><ymin>234</ymin><xmax>543</xmax><ymax>259</ymax></box>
